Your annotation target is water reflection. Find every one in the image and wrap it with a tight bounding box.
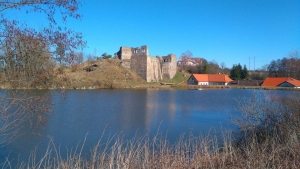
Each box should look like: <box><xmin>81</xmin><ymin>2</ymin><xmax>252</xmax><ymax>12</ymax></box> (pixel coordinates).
<box><xmin>0</xmin><ymin>88</ymin><xmax>295</xmax><ymax>165</ymax></box>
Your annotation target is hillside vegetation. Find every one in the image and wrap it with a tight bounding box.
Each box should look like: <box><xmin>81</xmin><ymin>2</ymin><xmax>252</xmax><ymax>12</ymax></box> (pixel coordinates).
<box><xmin>50</xmin><ymin>59</ymin><xmax>191</xmax><ymax>89</ymax></box>
<box><xmin>53</xmin><ymin>59</ymin><xmax>146</xmax><ymax>89</ymax></box>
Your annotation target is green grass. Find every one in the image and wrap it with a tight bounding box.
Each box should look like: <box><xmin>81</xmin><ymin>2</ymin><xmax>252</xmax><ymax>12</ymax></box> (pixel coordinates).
<box><xmin>162</xmin><ymin>72</ymin><xmax>190</xmax><ymax>84</ymax></box>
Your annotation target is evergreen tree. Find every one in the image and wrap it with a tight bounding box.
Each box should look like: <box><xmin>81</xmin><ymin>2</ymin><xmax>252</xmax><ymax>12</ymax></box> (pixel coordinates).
<box><xmin>230</xmin><ymin>64</ymin><xmax>239</xmax><ymax>80</ymax></box>
<box><xmin>241</xmin><ymin>64</ymin><xmax>249</xmax><ymax>79</ymax></box>
<box><xmin>230</xmin><ymin>63</ymin><xmax>248</xmax><ymax>80</ymax></box>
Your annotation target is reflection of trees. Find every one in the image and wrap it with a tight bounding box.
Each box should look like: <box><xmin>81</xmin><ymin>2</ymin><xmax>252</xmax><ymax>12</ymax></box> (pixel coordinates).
<box><xmin>0</xmin><ymin>90</ymin><xmax>52</xmax><ymax>145</ymax></box>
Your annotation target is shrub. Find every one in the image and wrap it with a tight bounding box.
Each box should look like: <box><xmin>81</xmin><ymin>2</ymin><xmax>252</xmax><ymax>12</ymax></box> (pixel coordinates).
<box><xmin>232</xmin><ymin>91</ymin><xmax>300</xmax><ymax>167</ymax></box>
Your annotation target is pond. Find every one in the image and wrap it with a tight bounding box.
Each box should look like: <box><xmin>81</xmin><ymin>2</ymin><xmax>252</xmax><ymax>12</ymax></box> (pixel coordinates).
<box><xmin>0</xmin><ymin>88</ymin><xmax>292</xmax><ymax>165</ymax></box>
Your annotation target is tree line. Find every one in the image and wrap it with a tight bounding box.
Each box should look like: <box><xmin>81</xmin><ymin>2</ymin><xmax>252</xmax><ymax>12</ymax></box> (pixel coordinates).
<box><xmin>179</xmin><ymin>50</ymin><xmax>300</xmax><ymax>80</ymax></box>
<box><xmin>178</xmin><ymin>51</ymin><xmax>231</xmax><ymax>75</ymax></box>
<box><xmin>178</xmin><ymin>50</ymin><xmax>250</xmax><ymax>80</ymax></box>
<box><xmin>267</xmin><ymin>51</ymin><xmax>300</xmax><ymax>79</ymax></box>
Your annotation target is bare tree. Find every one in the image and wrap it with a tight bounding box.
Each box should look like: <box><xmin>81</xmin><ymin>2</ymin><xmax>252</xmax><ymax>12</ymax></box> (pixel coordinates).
<box><xmin>267</xmin><ymin>51</ymin><xmax>300</xmax><ymax>79</ymax></box>
<box><xmin>233</xmin><ymin>92</ymin><xmax>300</xmax><ymax>156</ymax></box>
<box><xmin>260</xmin><ymin>64</ymin><xmax>269</xmax><ymax>71</ymax></box>
<box><xmin>207</xmin><ymin>61</ymin><xmax>221</xmax><ymax>74</ymax></box>
<box><xmin>1</xmin><ymin>33</ymin><xmax>54</xmax><ymax>87</ymax></box>
<box><xmin>181</xmin><ymin>50</ymin><xmax>193</xmax><ymax>60</ymax></box>
<box><xmin>0</xmin><ymin>0</ymin><xmax>86</xmax><ymax>86</ymax></box>
<box><xmin>75</xmin><ymin>51</ymin><xmax>84</xmax><ymax>64</ymax></box>
<box><xmin>55</xmin><ymin>43</ymin><xmax>66</xmax><ymax>66</ymax></box>
<box><xmin>0</xmin><ymin>0</ymin><xmax>85</xmax><ymax>49</ymax></box>
<box><xmin>0</xmin><ymin>0</ymin><xmax>84</xmax><ymax>144</ymax></box>
<box><xmin>220</xmin><ymin>62</ymin><xmax>226</xmax><ymax>73</ymax></box>
<box><xmin>87</xmin><ymin>53</ymin><xmax>97</xmax><ymax>62</ymax></box>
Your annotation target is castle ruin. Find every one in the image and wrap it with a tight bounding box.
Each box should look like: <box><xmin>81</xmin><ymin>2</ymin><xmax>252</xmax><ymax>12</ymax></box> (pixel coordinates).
<box><xmin>115</xmin><ymin>46</ymin><xmax>177</xmax><ymax>82</ymax></box>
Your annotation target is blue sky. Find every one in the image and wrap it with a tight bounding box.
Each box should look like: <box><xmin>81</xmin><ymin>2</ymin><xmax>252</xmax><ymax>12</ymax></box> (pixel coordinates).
<box><xmin>4</xmin><ymin>0</ymin><xmax>300</xmax><ymax>70</ymax></box>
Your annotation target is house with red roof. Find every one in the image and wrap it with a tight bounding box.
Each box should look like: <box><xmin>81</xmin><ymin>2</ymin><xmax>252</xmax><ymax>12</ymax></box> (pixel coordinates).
<box><xmin>177</xmin><ymin>59</ymin><xmax>197</xmax><ymax>66</ymax></box>
<box><xmin>187</xmin><ymin>74</ymin><xmax>233</xmax><ymax>85</ymax></box>
<box><xmin>177</xmin><ymin>58</ymin><xmax>203</xmax><ymax>66</ymax></box>
<box><xmin>261</xmin><ymin>77</ymin><xmax>300</xmax><ymax>88</ymax></box>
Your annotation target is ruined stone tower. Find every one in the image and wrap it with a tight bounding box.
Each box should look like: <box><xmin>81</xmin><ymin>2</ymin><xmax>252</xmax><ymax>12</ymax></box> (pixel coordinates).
<box><xmin>115</xmin><ymin>46</ymin><xmax>177</xmax><ymax>82</ymax></box>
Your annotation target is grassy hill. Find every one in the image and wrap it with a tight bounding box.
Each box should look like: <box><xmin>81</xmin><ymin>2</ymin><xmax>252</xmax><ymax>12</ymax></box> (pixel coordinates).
<box><xmin>53</xmin><ymin>59</ymin><xmax>191</xmax><ymax>89</ymax></box>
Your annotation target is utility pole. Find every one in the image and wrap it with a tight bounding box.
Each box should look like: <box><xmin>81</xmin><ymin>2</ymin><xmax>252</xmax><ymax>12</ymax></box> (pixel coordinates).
<box><xmin>249</xmin><ymin>56</ymin><xmax>251</xmax><ymax>71</ymax></box>
<box><xmin>254</xmin><ymin>56</ymin><xmax>255</xmax><ymax>71</ymax></box>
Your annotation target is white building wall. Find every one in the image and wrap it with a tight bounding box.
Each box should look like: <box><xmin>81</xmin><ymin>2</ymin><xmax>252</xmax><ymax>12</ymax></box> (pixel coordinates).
<box><xmin>198</xmin><ymin>82</ymin><xmax>209</xmax><ymax>85</ymax></box>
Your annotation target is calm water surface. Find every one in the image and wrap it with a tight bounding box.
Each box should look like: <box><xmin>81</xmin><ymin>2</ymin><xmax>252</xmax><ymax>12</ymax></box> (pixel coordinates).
<box><xmin>0</xmin><ymin>88</ymin><xmax>292</xmax><ymax>164</ymax></box>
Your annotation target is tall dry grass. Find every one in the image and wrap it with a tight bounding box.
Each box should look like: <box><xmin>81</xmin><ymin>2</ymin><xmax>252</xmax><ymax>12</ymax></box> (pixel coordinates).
<box><xmin>3</xmin><ymin>132</ymin><xmax>239</xmax><ymax>169</ymax></box>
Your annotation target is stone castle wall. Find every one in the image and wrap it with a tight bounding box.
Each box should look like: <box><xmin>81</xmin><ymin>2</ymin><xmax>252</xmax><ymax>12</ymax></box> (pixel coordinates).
<box><xmin>157</xmin><ymin>54</ymin><xmax>177</xmax><ymax>79</ymax></box>
<box><xmin>116</xmin><ymin>47</ymin><xmax>132</xmax><ymax>60</ymax></box>
<box><xmin>147</xmin><ymin>56</ymin><xmax>163</xmax><ymax>82</ymax></box>
<box><xmin>115</xmin><ymin>46</ymin><xmax>176</xmax><ymax>82</ymax></box>
<box><xmin>130</xmin><ymin>47</ymin><xmax>148</xmax><ymax>80</ymax></box>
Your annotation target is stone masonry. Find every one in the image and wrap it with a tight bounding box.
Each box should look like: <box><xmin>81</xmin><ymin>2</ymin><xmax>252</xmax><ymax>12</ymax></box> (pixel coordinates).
<box><xmin>115</xmin><ymin>46</ymin><xmax>177</xmax><ymax>82</ymax></box>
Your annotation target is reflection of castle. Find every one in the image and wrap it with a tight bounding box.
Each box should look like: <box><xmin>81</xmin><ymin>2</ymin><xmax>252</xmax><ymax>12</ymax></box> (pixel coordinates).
<box><xmin>144</xmin><ymin>89</ymin><xmax>177</xmax><ymax>127</ymax></box>
<box><xmin>115</xmin><ymin>45</ymin><xmax>177</xmax><ymax>82</ymax></box>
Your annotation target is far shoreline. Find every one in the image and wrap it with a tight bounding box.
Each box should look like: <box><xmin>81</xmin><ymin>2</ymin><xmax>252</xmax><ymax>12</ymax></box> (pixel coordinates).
<box><xmin>1</xmin><ymin>83</ymin><xmax>299</xmax><ymax>91</ymax></box>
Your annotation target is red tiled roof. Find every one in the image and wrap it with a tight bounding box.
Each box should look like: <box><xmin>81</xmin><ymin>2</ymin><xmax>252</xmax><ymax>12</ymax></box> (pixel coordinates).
<box><xmin>192</xmin><ymin>74</ymin><xmax>232</xmax><ymax>83</ymax></box>
<box><xmin>286</xmin><ymin>78</ymin><xmax>300</xmax><ymax>86</ymax></box>
<box><xmin>261</xmin><ymin>77</ymin><xmax>300</xmax><ymax>87</ymax></box>
<box><xmin>192</xmin><ymin>74</ymin><xmax>208</xmax><ymax>82</ymax></box>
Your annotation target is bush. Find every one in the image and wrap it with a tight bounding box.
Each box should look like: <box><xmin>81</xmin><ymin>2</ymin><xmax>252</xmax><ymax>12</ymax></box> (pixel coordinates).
<box><xmin>232</xmin><ymin>91</ymin><xmax>300</xmax><ymax>167</ymax></box>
